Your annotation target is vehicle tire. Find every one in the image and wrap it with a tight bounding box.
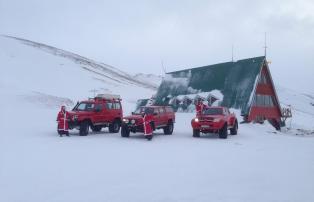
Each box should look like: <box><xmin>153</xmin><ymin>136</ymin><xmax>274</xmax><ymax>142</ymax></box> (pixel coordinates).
<box><xmin>193</xmin><ymin>129</ymin><xmax>200</xmax><ymax>138</ymax></box>
<box><xmin>219</xmin><ymin>123</ymin><xmax>228</xmax><ymax>139</ymax></box>
<box><xmin>230</xmin><ymin>121</ymin><xmax>238</xmax><ymax>135</ymax></box>
<box><xmin>163</xmin><ymin>121</ymin><xmax>174</xmax><ymax>135</ymax></box>
<box><xmin>109</xmin><ymin>120</ymin><xmax>120</xmax><ymax>133</ymax></box>
<box><xmin>79</xmin><ymin>121</ymin><xmax>89</xmax><ymax>136</ymax></box>
<box><xmin>146</xmin><ymin>135</ymin><xmax>153</xmax><ymax>141</ymax></box>
<box><xmin>91</xmin><ymin>125</ymin><xmax>102</xmax><ymax>132</ymax></box>
<box><xmin>121</xmin><ymin>124</ymin><xmax>130</xmax><ymax>137</ymax></box>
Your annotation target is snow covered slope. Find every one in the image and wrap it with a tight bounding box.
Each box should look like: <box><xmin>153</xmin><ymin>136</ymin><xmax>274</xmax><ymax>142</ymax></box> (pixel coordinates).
<box><xmin>277</xmin><ymin>86</ymin><xmax>314</xmax><ymax>130</ymax></box>
<box><xmin>133</xmin><ymin>73</ymin><xmax>162</xmax><ymax>88</ymax></box>
<box><xmin>0</xmin><ymin>35</ymin><xmax>158</xmax><ymax>113</ymax></box>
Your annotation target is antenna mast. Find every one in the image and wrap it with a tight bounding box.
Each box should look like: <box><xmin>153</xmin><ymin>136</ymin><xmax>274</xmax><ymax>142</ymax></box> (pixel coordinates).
<box><xmin>161</xmin><ymin>60</ymin><xmax>166</xmax><ymax>76</ymax></box>
<box><xmin>231</xmin><ymin>44</ymin><xmax>234</xmax><ymax>62</ymax></box>
<box><xmin>263</xmin><ymin>32</ymin><xmax>267</xmax><ymax>58</ymax></box>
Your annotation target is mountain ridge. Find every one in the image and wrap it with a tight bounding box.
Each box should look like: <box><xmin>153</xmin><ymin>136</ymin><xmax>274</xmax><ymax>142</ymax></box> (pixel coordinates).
<box><xmin>2</xmin><ymin>35</ymin><xmax>158</xmax><ymax>90</ymax></box>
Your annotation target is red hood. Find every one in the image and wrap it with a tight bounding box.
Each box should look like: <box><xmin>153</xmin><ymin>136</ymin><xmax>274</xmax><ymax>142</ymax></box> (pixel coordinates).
<box><xmin>123</xmin><ymin>114</ymin><xmax>144</xmax><ymax>120</ymax></box>
<box><xmin>197</xmin><ymin>114</ymin><xmax>224</xmax><ymax>119</ymax></box>
<box><xmin>68</xmin><ymin>110</ymin><xmax>93</xmax><ymax>116</ymax></box>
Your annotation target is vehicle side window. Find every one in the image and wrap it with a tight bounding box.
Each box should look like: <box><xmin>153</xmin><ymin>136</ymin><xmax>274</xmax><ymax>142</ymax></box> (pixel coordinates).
<box><xmin>159</xmin><ymin>108</ymin><xmax>165</xmax><ymax>114</ymax></box>
<box><xmin>113</xmin><ymin>102</ymin><xmax>121</xmax><ymax>109</ymax></box>
<box><xmin>95</xmin><ymin>104</ymin><xmax>102</xmax><ymax>111</ymax></box>
<box><xmin>86</xmin><ymin>103</ymin><xmax>95</xmax><ymax>111</ymax></box>
<box><xmin>106</xmin><ymin>102</ymin><xmax>113</xmax><ymax>109</ymax></box>
<box><xmin>77</xmin><ymin>103</ymin><xmax>86</xmax><ymax>111</ymax></box>
<box><xmin>165</xmin><ymin>107</ymin><xmax>173</xmax><ymax>113</ymax></box>
<box><xmin>154</xmin><ymin>108</ymin><xmax>159</xmax><ymax>114</ymax></box>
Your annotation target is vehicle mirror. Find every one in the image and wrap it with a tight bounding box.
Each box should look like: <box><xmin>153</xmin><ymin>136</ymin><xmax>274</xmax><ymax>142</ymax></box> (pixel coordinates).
<box><xmin>132</xmin><ymin>112</ymin><xmax>135</xmax><ymax>115</ymax></box>
<box><xmin>95</xmin><ymin>108</ymin><xmax>101</xmax><ymax>112</ymax></box>
<box><xmin>153</xmin><ymin>112</ymin><xmax>158</xmax><ymax>116</ymax></box>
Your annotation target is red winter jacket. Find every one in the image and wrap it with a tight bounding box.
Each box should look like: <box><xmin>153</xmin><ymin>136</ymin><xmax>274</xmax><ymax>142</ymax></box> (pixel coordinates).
<box><xmin>195</xmin><ymin>103</ymin><xmax>209</xmax><ymax>115</ymax></box>
<box><xmin>143</xmin><ymin>114</ymin><xmax>153</xmax><ymax>135</ymax></box>
<box><xmin>57</xmin><ymin>110</ymin><xmax>71</xmax><ymax>132</ymax></box>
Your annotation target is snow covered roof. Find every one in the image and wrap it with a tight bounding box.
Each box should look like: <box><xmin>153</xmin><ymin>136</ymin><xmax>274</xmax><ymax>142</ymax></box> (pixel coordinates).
<box><xmin>172</xmin><ymin>91</ymin><xmax>222</xmax><ymax>102</ymax></box>
<box><xmin>155</xmin><ymin>56</ymin><xmax>266</xmax><ymax>115</ymax></box>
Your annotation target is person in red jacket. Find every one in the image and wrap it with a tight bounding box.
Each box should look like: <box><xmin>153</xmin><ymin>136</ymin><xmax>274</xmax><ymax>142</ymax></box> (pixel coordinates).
<box><xmin>57</xmin><ymin>106</ymin><xmax>70</xmax><ymax>137</ymax></box>
<box><xmin>195</xmin><ymin>99</ymin><xmax>209</xmax><ymax>115</ymax></box>
<box><xmin>143</xmin><ymin>113</ymin><xmax>153</xmax><ymax>140</ymax></box>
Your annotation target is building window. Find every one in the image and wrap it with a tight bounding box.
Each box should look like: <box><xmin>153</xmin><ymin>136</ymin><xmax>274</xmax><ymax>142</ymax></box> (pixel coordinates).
<box><xmin>253</xmin><ymin>94</ymin><xmax>274</xmax><ymax>107</ymax></box>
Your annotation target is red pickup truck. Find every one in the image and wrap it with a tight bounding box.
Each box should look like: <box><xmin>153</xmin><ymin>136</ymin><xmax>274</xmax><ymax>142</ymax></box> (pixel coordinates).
<box><xmin>68</xmin><ymin>94</ymin><xmax>123</xmax><ymax>136</ymax></box>
<box><xmin>121</xmin><ymin>106</ymin><xmax>175</xmax><ymax>140</ymax></box>
<box><xmin>191</xmin><ymin>106</ymin><xmax>238</xmax><ymax>139</ymax></box>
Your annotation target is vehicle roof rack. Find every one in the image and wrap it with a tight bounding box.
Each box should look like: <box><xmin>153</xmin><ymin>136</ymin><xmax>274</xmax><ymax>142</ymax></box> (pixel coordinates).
<box><xmin>95</xmin><ymin>94</ymin><xmax>121</xmax><ymax>100</ymax></box>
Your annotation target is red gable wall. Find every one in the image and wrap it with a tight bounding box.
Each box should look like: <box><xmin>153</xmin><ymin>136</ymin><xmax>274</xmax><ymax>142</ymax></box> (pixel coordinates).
<box><xmin>248</xmin><ymin>62</ymin><xmax>282</xmax><ymax>127</ymax></box>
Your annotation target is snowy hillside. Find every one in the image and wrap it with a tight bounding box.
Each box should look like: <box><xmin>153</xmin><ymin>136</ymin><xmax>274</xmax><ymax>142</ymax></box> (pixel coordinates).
<box><xmin>0</xmin><ymin>35</ymin><xmax>314</xmax><ymax>202</ymax></box>
<box><xmin>277</xmin><ymin>86</ymin><xmax>314</xmax><ymax>131</ymax></box>
<box><xmin>0</xmin><ymin>35</ymin><xmax>158</xmax><ymax>113</ymax></box>
<box><xmin>133</xmin><ymin>73</ymin><xmax>162</xmax><ymax>87</ymax></box>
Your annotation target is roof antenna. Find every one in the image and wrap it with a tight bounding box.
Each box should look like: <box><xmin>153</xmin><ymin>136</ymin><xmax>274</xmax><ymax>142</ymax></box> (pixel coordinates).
<box><xmin>263</xmin><ymin>32</ymin><xmax>267</xmax><ymax>58</ymax></box>
<box><xmin>231</xmin><ymin>44</ymin><xmax>234</xmax><ymax>62</ymax></box>
<box><xmin>161</xmin><ymin>60</ymin><xmax>166</xmax><ymax>76</ymax></box>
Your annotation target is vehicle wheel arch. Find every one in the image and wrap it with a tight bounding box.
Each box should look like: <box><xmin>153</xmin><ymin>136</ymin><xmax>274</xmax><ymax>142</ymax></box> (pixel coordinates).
<box><xmin>82</xmin><ymin>119</ymin><xmax>92</xmax><ymax>125</ymax></box>
<box><xmin>114</xmin><ymin>117</ymin><xmax>122</xmax><ymax>125</ymax></box>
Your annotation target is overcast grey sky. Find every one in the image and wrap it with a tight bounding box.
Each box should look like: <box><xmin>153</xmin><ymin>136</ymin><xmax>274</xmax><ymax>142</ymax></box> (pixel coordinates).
<box><xmin>0</xmin><ymin>0</ymin><xmax>313</xmax><ymax>92</ymax></box>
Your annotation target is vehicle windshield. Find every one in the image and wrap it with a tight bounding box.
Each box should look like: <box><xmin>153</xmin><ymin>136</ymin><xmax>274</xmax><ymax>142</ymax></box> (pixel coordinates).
<box><xmin>134</xmin><ymin>107</ymin><xmax>154</xmax><ymax>115</ymax></box>
<box><xmin>74</xmin><ymin>102</ymin><xmax>95</xmax><ymax>111</ymax></box>
<box><xmin>203</xmin><ymin>108</ymin><xmax>223</xmax><ymax>115</ymax></box>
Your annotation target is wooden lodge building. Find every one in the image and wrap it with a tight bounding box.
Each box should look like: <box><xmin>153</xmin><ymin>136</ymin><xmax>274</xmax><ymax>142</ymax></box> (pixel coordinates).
<box><xmin>155</xmin><ymin>56</ymin><xmax>288</xmax><ymax>130</ymax></box>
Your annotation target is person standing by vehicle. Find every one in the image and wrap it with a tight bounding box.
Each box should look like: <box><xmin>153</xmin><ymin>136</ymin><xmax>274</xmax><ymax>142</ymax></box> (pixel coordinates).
<box><xmin>57</xmin><ymin>106</ymin><xmax>70</xmax><ymax>137</ymax></box>
<box><xmin>143</xmin><ymin>112</ymin><xmax>153</xmax><ymax>140</ymax></box>
<box><xmin>195</xmin><ymin>99</ymin><xmax>209</xmax><ymax>115</ymax></box>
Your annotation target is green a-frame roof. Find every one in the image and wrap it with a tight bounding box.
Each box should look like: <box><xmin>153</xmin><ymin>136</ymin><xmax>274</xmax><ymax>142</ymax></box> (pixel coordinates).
<box><xmin>155</xmin><ymin>56</ymin><xmax>267</xmax><ymax>115</ymax></box>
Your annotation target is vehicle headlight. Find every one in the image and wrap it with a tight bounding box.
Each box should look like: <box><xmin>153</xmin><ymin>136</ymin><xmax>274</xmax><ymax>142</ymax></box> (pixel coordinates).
<box><xmin>194</xmin><ymin>118</ymin><xmax>199</xmax><ymax>122</ymax></box>
<box><xmin>213</xmin><ymin>118</ymin><xmax>220</xmax><ymax>122</ymax></box>
<box><xmin>123</xmin><ymin>118</ymin><xmax>129</xmax><ymax>123</ymax></box>
<box><xmin>131</xmin><ymin>119</ymin><xmax>136</xmax><ymax>124</ymax></box>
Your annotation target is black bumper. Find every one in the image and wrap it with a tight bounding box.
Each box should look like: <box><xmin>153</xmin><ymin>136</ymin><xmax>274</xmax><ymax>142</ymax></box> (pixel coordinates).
<box><xmin>68</xmin><ymin>120</ymin><xmax>80</xmax><ymax>129</ymax></box>
<box><xmin>123</xmin><ymin>123</ymin><xmax>144</xmax><ymax>133</ymax></box>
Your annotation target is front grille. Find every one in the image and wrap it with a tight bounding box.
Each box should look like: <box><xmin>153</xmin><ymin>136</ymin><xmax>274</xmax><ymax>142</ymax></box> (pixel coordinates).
<box><xmin>200</xmin><ymin>117</ymin><xmax>214</xmax><ymax>122</ymax></box>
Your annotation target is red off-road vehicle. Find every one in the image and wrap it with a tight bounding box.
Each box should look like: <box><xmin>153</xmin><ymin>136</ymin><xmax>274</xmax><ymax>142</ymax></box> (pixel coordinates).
<box><xmin>191</xmin><ymin>107</ymin><xmax>238</xmax><ymax>139</ymax></box>
<box><xmin>68</xmin><ymin>94</ymin><xmax>123</xmax><ymax>136</ymax></box>
<box><xmin>121</xmin><ymin>106</ymin><xmax>175</xmax><ymax>140</ymax></box>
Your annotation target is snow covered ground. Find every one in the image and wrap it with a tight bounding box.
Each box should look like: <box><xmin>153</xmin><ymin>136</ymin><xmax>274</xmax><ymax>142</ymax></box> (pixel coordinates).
<box><xmin>1</xmin><ymin>103</ymin><xmax>314</xmax><ymax>202</ymax></box>
<box><xmin>1</xmin><ymin>36</ymin><xmax>314</xmax><ymax>202</ymax></box>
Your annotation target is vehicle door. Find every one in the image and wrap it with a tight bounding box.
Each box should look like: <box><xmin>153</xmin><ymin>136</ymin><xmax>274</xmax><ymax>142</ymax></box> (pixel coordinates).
<box><xmin>93</xmin><ymin>103</ymin><xmax>104</xmax><ymax>124</ymax></box>
<box><xmin>159</xmin><ymin>107</ymin><xmax>167</xmax><ymax>126</ymax></box>
<box><xmin>104</xmin><ymin>101</ymin><xmax>114</xmax><ymax>122</ymax></box>
<box><xmin>113</xmin><ymin>101</ymin><xmax>122</xmax><ymax>118</ymax></box>
<box><xmin>153</xmin><ymin>108</ymin><xmax>161</xmax><ymax>127</ymax></box>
